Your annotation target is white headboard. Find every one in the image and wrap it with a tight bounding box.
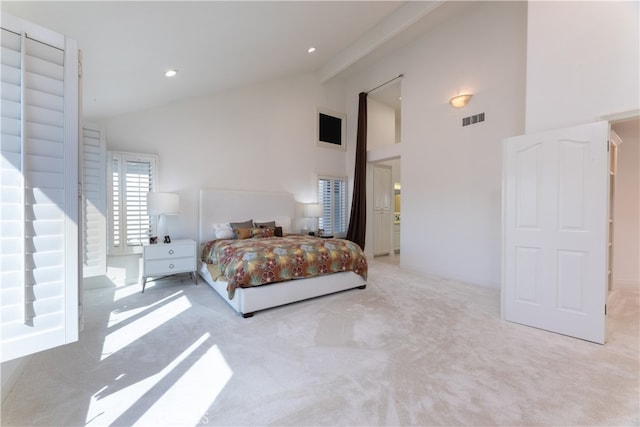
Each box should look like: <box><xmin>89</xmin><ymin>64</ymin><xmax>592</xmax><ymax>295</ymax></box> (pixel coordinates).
<box><xmin>198</xmin><ymin>188</ymin><xmax>297</xmax><ymax>245</ymax></box>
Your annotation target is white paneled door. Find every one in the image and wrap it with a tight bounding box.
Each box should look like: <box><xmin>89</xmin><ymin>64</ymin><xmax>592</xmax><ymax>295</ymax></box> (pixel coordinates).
<box><xmin>373</xmin><ymin>164</ymin><xmax>392</xmax><ymax>256</ymax></box>
<box><xmin>502</xmin><ymin>122</ymin><xmax>609</xmax><ymax>344</ymax></box>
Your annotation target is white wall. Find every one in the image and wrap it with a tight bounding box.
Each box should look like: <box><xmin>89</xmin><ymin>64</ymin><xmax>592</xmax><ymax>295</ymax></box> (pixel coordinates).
<box><xmin>97</xmin><ymin>1</ymin><xmax>636</xmax><ymax>292</ymax></box>
<box><xmin>345</xmin><ymin>1</ymin><xmax>527</xmax><ymax>287</ymax></box>
<box><xmin>525</xmin><ymin>1</ymin><xmax>640</xmax><ymax>133</ymax></box>
<box><xmin>101</xmin><ymin>73</ymin><xmax>349</xmax><ymax>245</ymax></box>
<box><xmin>395</xmin><ymin>109</ymin><xmax>401</xmax><ymax>144</ymax></box>
<box><xmin>367</xmin><ymin>97</ymin><xmax>396</xmax><ymax>149</ymax></box>
<box><xmin>612</xmin><ymin>120</ymin><xmax>640</xmax><ymax>287</ymax></box>
<box><xmin>525</xmin><ymin>1</ymin><xmax>639</xmax><ymax>289</ymax></box>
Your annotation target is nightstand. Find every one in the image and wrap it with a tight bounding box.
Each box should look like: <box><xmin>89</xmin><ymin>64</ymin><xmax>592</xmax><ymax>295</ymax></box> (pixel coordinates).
<box><xmin>142</xmin><ymin>239</ymin><xmax>197</xmax><ymax>292</ymax></box>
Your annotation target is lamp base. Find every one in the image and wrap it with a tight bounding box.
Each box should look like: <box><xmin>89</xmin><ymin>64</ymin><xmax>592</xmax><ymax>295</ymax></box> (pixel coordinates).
<box><xmin>157</xmin><ymin>214</ymin><xmax>167</xmax><ymax>242</ymax></box>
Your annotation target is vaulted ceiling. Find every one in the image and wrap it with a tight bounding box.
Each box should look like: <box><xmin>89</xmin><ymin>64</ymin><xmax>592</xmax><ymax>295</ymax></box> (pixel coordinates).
<box><xmin>2</xmin><ymin>1</ymin><xmax>448</xmax><ymax>120</ymax></box>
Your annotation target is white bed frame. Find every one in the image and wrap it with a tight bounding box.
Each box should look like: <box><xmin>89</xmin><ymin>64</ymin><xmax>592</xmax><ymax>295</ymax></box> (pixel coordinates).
<box><xmin>198</xmin><ymin>189</ymin><xmax>367</xmax><ymax>317</ymax></box>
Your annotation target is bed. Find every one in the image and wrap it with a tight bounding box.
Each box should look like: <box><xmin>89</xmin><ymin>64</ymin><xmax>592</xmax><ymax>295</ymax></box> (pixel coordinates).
<box><xmin>198</xmin><ymin>189</ymin><xmax>368</xmax><ymax>317</ymax></box>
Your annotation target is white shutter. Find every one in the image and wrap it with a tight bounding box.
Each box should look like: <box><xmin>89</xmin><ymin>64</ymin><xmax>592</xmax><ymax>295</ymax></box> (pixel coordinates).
<box><xmin>110</xmin><ymin>155</ymin><xmax>121</xmax><ymax>248</ymax></box>
<box><xmin>318</xmin><ymin>176</ymin><xmax>347</xmax><ymax>236</ymax></box>
<box><xmin>1</xmin><ymin>15</ymin><xmax>79</xmax><ymax>362</ymax></box>
<box><xmin>124</xmin><ymin>158</ymin><xmax>153</xmax><ymax>246</ymax></box>
<box><xmin>334</xmin><ymin>178</ymin><xmax>347</xmax><ymax>234</ymax></box>
<box><xmin>318</xmin><ymin>178</ymin><xmax>332</xmax><ymax>233</ymax></box>
<box><xmin>82</xmin><ymin>125</ymin><xmax>106</xmax><ymax>277</ymax></box>
<box><xmin>108</xmin><ymin>152</ymin><xmax>156</xmax><ymax>254</ymax></box>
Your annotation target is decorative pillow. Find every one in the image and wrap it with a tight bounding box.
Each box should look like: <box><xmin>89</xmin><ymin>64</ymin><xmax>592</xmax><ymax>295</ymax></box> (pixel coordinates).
<box><xmin>236</xmin><ymin>228</ymin><xmax>252</xmax><ymax>239</ymax></box>
<box><xmin>212</xmin><ymin>223</ymin><xmax>235</xmax><ymax>239</ymax></box>
<box><xmin>255</xmin><ymin>221</ymin><xmax>276</xmax><ymax>228</ymax></box>
<box><xmin>230</xmin><ymin>219</ymin><xmax>254</xmax><ymax>238</ymax></box>
<box><xmin>251</xmin><ymin>227</ymin><xmax>275</xmax><ymax>238</ymax></box>
<box><xmin>255</xmin><ymin>221</ymin><xmax>283</xmax><ymax>236</ymax></box>
<box><xmin>230</xmin><ymin>219</ymin><xmax>254</xmax><ymax>230</ymax></box>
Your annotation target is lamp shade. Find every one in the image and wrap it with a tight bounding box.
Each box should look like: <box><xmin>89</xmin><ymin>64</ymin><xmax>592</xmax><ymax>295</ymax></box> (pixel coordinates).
<box><xmin>304</xmin><ymin>203</ymin><xmax>323</xmax><ymax>218</ymax></box>
<box><xmin>147</xmin><ymin>192</ymin><xmax>180</xmax><ymax>216</ymax></box>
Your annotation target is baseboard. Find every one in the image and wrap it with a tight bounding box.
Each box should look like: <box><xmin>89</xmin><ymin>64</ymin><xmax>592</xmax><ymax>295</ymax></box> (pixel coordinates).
<box><xmin>1</xmin><ymin>356</ymin><xmax>30</xmax><ymax>403</ymax></box>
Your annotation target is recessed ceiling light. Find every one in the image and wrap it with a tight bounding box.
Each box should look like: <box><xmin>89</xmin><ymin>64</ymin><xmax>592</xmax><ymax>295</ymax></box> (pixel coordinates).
<box><xmin>307</xmin><ymin>47</ymin><xmax>316</xmax><ymax>53</ymax></box>
<box><xmin>164</xmin><ymin>69</ymin><xmax>177</xmax><ymax>77</ymax></box>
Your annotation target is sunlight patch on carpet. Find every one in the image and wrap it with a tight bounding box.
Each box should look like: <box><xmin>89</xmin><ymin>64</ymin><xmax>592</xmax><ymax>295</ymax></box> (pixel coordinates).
<box><xmin>86</xmin><ymin>333</ymin><xmax>231</xmax><ymax>426</ymax></box>
<box><xmin>108</xmin><ymin>290</ymin><xmax>184</xmax><ymax>328</ymax></box>
<box><xmin>101</xmin><ymin>295</ymin><xmax>191</xmax><ymax>360</ymax></box>
<box><xmin>136</xmin><ymin>343</ymin><xmax>233</xmax><ymax>426</ymax></box>
<box><xmin>113</xmin><ymin>282</ymin><xmax>145</xmax><ymax>301</ymax></box>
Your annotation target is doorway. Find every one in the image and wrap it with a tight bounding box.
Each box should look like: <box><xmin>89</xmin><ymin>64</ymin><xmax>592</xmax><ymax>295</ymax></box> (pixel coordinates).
<box><xmin>502</xmin><ymin>116</ymin><xmax>639</xmax><ymax>343</ymax></box>
<box><xmin>610</xmin><ymin>117</ymin><xmax>640</xmax><ymax>292</ymax></box>
<box><xmin>367</xmin><ymin>79</ymin><xmax>402</xmax><ymax>263</ymax></box>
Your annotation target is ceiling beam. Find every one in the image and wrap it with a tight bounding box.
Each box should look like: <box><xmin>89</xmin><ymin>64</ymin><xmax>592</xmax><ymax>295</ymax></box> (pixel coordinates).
<box><xmin>317</xmin><ymin>0</ymin><xmax>445</xmax><ymax>83</ymax></box>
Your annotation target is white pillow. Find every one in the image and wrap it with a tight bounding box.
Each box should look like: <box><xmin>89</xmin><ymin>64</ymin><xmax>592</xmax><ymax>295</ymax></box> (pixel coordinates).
<box><xmin>213</xmin><ymin>223</ymin><xmax>235</xmax><ymax>239</ymax></box>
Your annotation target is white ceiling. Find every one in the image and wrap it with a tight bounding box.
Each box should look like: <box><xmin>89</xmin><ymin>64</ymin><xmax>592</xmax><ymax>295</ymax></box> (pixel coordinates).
<box><xmin>2</xmin><ymin>1</ymin><xmax>447</xmax><ymax>121</ymax></box>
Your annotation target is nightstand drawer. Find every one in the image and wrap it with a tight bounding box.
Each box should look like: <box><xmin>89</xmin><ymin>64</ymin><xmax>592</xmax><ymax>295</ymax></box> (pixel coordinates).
<box><xmin>144</xmin><ymin>242</ymin><xmax>194</xmax><ymax>260</ymax></box>
<box><xmin>141</xmin><ymin>239</ymin><xmax>197</xmax><ymax>292</ymax></box>
<box><xmin>144</xmin><ymin>257</ymin><xmax>195</xmax><ymax>276</ymax></box>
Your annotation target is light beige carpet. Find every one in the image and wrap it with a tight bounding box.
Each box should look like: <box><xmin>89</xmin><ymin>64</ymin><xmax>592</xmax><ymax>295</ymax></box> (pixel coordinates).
<box><xmin>2</xmin><ymin>260</ymin><xmax>638</xmax><ymax>426</ymax></box>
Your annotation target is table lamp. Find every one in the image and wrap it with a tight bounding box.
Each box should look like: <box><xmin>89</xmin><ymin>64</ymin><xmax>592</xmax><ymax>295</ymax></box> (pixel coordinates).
<box><xmin>304</xmin><ymin>203</ymin><xmax>323</xmax><ymax>236</ymax></box>
<box><xmin>147</xmin><ymin>192</ymin><xmax>180</xmax><ymax>243</ymax></box>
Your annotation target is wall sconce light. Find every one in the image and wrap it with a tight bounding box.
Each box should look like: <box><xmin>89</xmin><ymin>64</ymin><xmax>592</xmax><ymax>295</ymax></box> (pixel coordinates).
<box><xmin>449</xmin><ymin>94</ymin><xmax>472</xmax><ymax>108</ymax></box>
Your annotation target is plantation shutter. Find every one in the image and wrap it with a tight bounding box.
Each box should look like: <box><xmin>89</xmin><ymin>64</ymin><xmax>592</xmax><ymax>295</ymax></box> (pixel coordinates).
<box><xmin>1</xmin><ymin>15</ymin><xmax>80</xmax><ymax>362</ymax></box>
<box><xmin>124</xmin><ymin>159</ymin><xmax>151</xmax><ymax>245</ymax></box>
<box><xmin>110</xmin><ymin>155</ymin><xmax>121</xmax><ymax>248</ymax></box>
<box><xmin>318</xmin><ymin>176</ymin><xmax>347</xmax><ymax>236</ymax></box>
<box><xmin>109</xmin><ymin>152</ymin><xmax>156</xmax><ymax>254</ymax></box>
<box><xmin>82</xmin><ymin>125</ymin><xmax>106</xmax><ymax>277</ymax></box>
<box><xmin>318</xmin><ymin>178</ymin><xmax>330</xmax><ymax>233</ymax></box>
<box><xmin>333</xmin><ymin>178</ymin><xmax>347</xmax><ymax>234</ymax></box>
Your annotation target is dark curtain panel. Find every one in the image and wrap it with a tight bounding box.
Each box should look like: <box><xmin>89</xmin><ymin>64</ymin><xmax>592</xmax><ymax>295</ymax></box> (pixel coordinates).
<box><xmin>346</xmin><ymin>92</ymin><xmax>367</xmax><ymax>249</ymax></box>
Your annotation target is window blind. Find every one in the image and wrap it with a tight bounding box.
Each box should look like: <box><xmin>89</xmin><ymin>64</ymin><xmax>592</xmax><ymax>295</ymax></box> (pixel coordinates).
<box><xmin>318</xmin><ymin>176</ymin><xmax>347</xmax><ymax>236</ymax></box>
<box><xmin>109</xmin><ymin>152</ymin><xmax>156</xmax><ymax>253</ymax></box>
<box><xmin>124</xmin><ymin>159</ymin><xmax>152</xmax><ymax>246</ymax></box>
<box><xmin>82</xmin><ymin>126</ymin><xmax>106</xmax><ymax>277</ymax></box>
<box><xmin>111</xmin><ymin>156</ymin><xmax>121</xmax><ymax>248</ymax></box>
<box><xmin>1</xmin><ymin>19</ymin><xmax>79</xmax><ymax>362</ymax></box>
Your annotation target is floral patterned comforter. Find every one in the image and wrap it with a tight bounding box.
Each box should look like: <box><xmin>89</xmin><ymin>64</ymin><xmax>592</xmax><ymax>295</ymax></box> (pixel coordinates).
<box><xmin>201</xmin><ymin>235</ymin><xmax>368</xmax><ymax>299</ymax></box>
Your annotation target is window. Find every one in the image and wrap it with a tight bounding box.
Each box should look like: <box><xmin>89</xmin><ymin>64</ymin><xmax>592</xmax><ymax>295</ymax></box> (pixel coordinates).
<box><xmin>108</xmin><ymin>152</ymin><xmax>157</xmax><ymax>254</ymax></box>
<box><xmin>318</xmin><ymin>176</ymin><xmax>347</xmax><ymax>236</ymax></box>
